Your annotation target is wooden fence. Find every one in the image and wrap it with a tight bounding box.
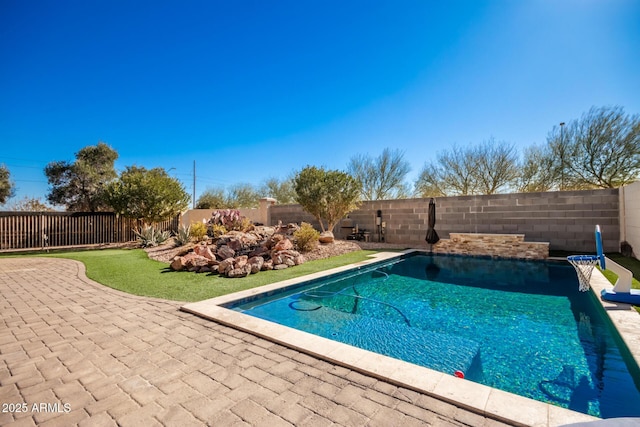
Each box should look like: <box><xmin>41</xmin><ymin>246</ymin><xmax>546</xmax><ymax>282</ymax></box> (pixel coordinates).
<box><xmin>0</xmin><ymin>212</ymin><xmax>179</xmax><ymax>252</ymax></box>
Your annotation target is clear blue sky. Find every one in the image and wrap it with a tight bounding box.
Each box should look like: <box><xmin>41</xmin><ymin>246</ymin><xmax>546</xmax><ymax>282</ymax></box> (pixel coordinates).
<box><xmin>1</xmin><ymin>0</ymin><xmax>639</xmax><ymax>206</ymax></box>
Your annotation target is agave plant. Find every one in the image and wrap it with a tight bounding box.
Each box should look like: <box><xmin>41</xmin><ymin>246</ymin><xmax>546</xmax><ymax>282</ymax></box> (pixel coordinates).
<box><xmin>134</xmin><ymin>225</ymin><xmax>171</xmax><ymax>247</ymax></box>
<box><xmin>174</xmin><ymin>224</ymin><xmax>191</xmax><ymax>246</ymax></box>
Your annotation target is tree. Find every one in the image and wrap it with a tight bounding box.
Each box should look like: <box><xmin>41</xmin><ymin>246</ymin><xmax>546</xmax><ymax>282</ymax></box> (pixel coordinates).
<box><xmin>261</xmin><ymin>176</ymin><xmax>296</xmax><ymax>204</ymax></box>
<box><xmin>474</xmin><ymin>139</ymin><xmax>519</xmax><ymax>194</ymax></box>
<box><xmin>226</xmin><ymin>183</ymin><xmax>260</xmax><ymax>208</ymax></box>
<box><xmin>105</xmin><ymin>166</ymin><xmax>190</xmax><ymax>224</ymax></box>
<box><xmin>548</xmin><ymin>106</ymin><xmax>640</xmax><ymax>188</ymax></box>
<box><xmin>516</xmin><ymin>144</ymin><xmax>558</xmax><ymax>193</ymax></box>
<box><xmin>415</xmin><ymin>140</ymin><xmax>518</xmax><ymax>197</ymax></box>
<box><xmin>196</xmin><ymin>183</ymin><xmax>262</xmax><ymax>209</ymax></box>
<box><xmin>196</xmin><ymin>187</ymin><xmax>227</xmax><ymax>209</ymax></box>
<box><xmin>415</xmin><ymin>144</ymin><xmax>477</xmax><ymax>196</ymax></box>
<box><xmin>9</xmin><ymin>196</ymin><xmax>55</xmax><ymax>212</ymax></box>
<box><xmin>347</xmin><ymin>148</ymin><xmax>412</xmax><ymax>200</ymax></box>
<box><xmin>293</xmin><ymin>166</ymin><xmax>361</xmax><ymax>232</ymax></box>
<box><xmin>0</xmin><ymin>164</ymin><xmax>16</xmax><ymax>205</ymax></box>
<box><xmin>44</xmin><ymin>142</ymin><xmax>118</xmax><ymax>211</ymax></box>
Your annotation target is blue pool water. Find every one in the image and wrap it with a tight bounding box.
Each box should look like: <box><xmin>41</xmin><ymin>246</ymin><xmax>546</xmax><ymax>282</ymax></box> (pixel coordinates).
<box><xmin>228</xmin><ymin>253</ymin><xmax>640</xmax><ymax>418</ymax></box>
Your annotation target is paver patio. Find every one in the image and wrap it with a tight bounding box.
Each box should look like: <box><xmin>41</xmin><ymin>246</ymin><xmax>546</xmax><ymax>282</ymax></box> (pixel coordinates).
<box><xmin>0</xmin><ymin>257</ymin><xmax>513</xmax><ymax>426</ymax></box>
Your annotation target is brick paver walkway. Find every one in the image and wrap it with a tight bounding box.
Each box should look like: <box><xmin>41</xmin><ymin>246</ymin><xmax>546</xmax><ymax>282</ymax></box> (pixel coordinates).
<box><xmin>0</xmin><ymin>257</ymin><xmax>511</xmax><ymax>426</ymax></box>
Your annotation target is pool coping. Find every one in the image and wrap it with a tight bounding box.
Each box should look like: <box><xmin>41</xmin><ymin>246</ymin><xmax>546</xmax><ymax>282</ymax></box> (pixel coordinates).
<box><xmin>181</xmin><ymin>250</ymin><xmax>639</xmax><ymax>427</ymax></box>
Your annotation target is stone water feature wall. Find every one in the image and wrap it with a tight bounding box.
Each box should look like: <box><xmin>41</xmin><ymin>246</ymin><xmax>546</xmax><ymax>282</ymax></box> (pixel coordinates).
<box><xmin>268</xmin><ymin>188</ymin><xmax>620</xmax><ymax>253</ymax></box>
<box><xmin>430</xmin><ymin>233</ymin><xmax>549</xmax><ymax>260</ymax></box>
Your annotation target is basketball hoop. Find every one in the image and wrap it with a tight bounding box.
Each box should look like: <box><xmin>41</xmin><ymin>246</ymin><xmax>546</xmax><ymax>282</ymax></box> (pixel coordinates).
<box><xmin>567</xmin><ymin>255</ymin><xmax>599</xmax><ymax>292</ymax></box>
<box><xmin>566</xmin><ymin>225</ymin><xmax>605</xmax><ymax>292</ymax></box>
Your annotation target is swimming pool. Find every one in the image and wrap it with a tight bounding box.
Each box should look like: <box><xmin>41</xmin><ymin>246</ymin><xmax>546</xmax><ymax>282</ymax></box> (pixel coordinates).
<box><xmin>225</xmin><ymin>253</ymin><xmax>640</xmax><ymax>419</ymax></box>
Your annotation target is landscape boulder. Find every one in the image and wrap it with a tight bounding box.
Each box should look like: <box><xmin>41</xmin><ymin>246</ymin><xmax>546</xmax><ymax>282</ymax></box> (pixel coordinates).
<box><xmin>218</xmin><ymin>257</ymin><xmax>235</xmax><ymax>275</ymax></box>
<box><xmin>193</xmin><ymin>244</ymin><xmax>215</xmax><ymax>260</ymax></box>
<box><xmin>248</xmin><ymin>256</ymin><xmax>264</xmax><ymax>274</ymax></box>
<box><xmin>273</xmin><ymin>238</ymin><xmax>294</xmax><ymax>252</ymax></box>
<box><xmin>228</xmin><ymin>264</ymin><xmax>252</xmax><ymax>278</ymax></box>
<box><xmin>319</xmin><ymin>231</ymin><xmax>334</xmax><ymax>244</ymax></box>
<box><xmin>217</xmin><ymin>245</ymin><xmax>235</xmax><ymax>260</ymax></box>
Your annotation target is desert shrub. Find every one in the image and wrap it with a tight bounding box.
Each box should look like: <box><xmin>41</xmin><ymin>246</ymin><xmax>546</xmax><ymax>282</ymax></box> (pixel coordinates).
<box><xmin>294</xmin><ymin>222</ymin><xmax>320</xmax><ymax>252</ymax></box>
<box><xmin>209</xmin><ymin>223</ymin><xmax>227</xmax><ymax>238</ymax></box>
<box><xmin>239</xmin><ymin>217</ymin><xmax>253</xmax><ymax>232</ymax></box>
<box><xmin>189</xmin><ymin>222</ymin><xmax>208</xmax><ymax>242</ymax></box>
<box><xmin>134</xmin><ymin>225</ymin><xmax>171</xmax><ymax>248</ymax></box>
<box><xmin>175</xmin><ymin>225</ymin><xmax>191</xmax><ymax>246</ymax></box>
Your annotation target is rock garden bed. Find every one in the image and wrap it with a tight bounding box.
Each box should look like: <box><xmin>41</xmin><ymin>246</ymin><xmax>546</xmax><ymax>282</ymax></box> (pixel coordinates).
<box><xmin>145</xmin><ymin>223</ymin><xmax>362</xmax><ymax>278</ymax></box>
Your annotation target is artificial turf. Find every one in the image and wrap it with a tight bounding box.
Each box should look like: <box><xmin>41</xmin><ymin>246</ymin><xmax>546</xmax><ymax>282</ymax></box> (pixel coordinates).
<box><xmin>32</xmin><ymin>248</ymin><xmax>378</xmax><ymax>302</ymax></box>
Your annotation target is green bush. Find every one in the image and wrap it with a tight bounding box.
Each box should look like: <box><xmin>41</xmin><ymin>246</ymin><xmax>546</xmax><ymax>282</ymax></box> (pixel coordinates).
<box><xmin>294</xmin><ymin>222</ymin><xmax>320</xmax><ymax>252</ymax></box>
<box><xmin>189</xmin><ymin>222</ymin><xmax>208</xmax><ymax>242</ymax></box>
<box><xmin>209</xmin><ymin>223</ymin><xmax>227</xmax><ymax>238</ymax></box>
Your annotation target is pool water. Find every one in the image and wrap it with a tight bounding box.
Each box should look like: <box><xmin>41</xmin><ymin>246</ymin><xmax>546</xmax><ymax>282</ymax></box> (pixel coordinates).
<box><xmin>229</xmin><ymin>253</ymin><xmax>640</xmax><ymax>418</ymax></box>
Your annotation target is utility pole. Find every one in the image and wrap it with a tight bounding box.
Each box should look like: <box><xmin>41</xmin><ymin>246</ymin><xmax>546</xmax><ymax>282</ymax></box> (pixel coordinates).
<box><xmin>192</xmin><ymin>160</ymin><xmax>196</xmax><ymax>209</ymax></box>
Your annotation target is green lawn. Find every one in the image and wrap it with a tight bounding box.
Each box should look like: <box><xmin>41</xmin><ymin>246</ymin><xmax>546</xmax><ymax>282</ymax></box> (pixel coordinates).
<box><xmin>27</xmin><ymin>249</ymin><xmax>378</xmax><ymax>302</ymax></box>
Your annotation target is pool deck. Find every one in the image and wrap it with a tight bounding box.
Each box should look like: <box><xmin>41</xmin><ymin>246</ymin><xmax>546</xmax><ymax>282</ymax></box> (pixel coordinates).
<box><xmin>183</xmin><ymin>250</ymin><xmax>640</xmax><ymax>427</ymax></box>
<box><xmin>1</xmin><ymin>256</ymin><xmax>516</xmax><ymax>427</ymax></box>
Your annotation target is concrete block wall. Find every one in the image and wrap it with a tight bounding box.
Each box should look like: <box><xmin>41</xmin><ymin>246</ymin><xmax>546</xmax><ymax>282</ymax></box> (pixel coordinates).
<box><xmin>268</xmin><ymin>188</ymin><xmax>620</xmax><ymax>252</ymax></box>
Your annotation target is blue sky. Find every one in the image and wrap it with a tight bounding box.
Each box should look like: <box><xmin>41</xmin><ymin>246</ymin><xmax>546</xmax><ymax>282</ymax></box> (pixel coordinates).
<box><xmin>1</xmin><ymin>0</ymin><xmax>639</xmax><ymax>206</ymax></box>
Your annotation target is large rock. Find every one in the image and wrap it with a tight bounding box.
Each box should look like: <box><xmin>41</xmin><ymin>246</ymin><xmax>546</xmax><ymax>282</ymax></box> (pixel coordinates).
<box><xmin>248</xmin><ymin>256</ymin><xmax>264</xmax><ymax>274</ymax></box>
<box><xmin>218</xmin><ymin>257</ymin><xmax>235</xmax><ymax>275</ymax></box>
<box><xmin>248</xmin><ymin>246</ymin><xmax>268</xmax><ymax>258</ymax></box>
<box><xmin>193</xmin><ymin>244</ymin><xmax>215</xmax><ymax>260</ymax></box>
<box><xmin>274</xmin><ymin>238</ymin><xmax>294</xmax><ymax>252</ymax></box>
<box><xmin>235</xmin><ymin>255</ymin><xmax>248</xmax><ymax>269</ymax></box>
<box><xmin>170</xmin><ymin>252</ymin><xmax>209</xmax><ymax>271</ymax></box>
<box><xmin>319</xmin><ymin>231</ymin><xmax>334</xmax><ymax>244</ymax></box>
<box><xmin>228</xmin><ymin>264</ymin><xmax>252</xmax><ymax>278</ymax></box>
<box><xmin>217</xmin><ymin>245</ymin><xmax>235</xmax><ymax>260</ymax></box>
<box><xmin>227</xmin><ymin>238</ymin><xmax>243</xmax><ymax>252</ymax></box>
<box><xmin>171</xmin><ymin>256</ymin><xmax>186</xmax><ymax>271</ymax></box>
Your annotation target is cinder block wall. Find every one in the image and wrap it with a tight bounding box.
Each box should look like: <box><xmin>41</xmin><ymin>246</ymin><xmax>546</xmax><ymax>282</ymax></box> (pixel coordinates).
<box><xmin>269</xmin><ymin>189</ymin><xmax>620</xmax><ymax>252</ymax></box>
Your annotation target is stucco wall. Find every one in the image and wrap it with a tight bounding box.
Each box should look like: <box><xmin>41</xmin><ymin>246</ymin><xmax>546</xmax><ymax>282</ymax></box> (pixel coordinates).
<box><xmin>269</xmin><ymin>189</ymin><xmax>620</xmax><ymax>252</ymax></box>
<box><xmin>620</xmin><ymin>181</ymin><xmax>640</xmax><ymax>259</ymax></box>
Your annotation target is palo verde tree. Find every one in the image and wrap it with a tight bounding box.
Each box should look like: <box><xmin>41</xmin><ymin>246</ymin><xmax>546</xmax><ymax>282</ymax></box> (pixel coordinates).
<box><xmin>0</xmin><ymin>164</ymin><xmax>16</xmax><ymax>205</ymax></box>
<box><xmin>547</xmin><ymin>106</ymin><xmax>640</xmax><ymax>189</ymax></box>
<box><xmin>347</xmin><ymin>148</ymin><xmax>411</xmax><ymax>200</ymax></box>
<box><xmin>293</xmin><ymin>166</ymin><xmax>361</xmax><ymax>233</ymax></box>
<box><xmin>105</xmin><ymin>166</ymin><xmax>190</xmax><ymax>225</ymax></box>
<box><xmin>44</xmin><ymin>142</ymin><xmax>118</xmax><ymax>211</ymax></box>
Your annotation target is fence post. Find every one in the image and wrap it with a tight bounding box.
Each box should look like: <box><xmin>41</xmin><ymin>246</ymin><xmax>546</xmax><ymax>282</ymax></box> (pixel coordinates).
<box><xmin>40</xmin><ymin>214</ymin><xmax>43</xmax><ymax>250</ymax></box>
